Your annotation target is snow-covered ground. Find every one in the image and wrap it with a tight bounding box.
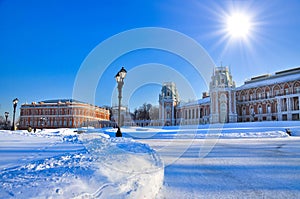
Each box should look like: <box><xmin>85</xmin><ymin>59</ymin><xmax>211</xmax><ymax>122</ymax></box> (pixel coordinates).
<box><xmin>0</xmin><ymin>129</ymin><xmax>163</xmax><ymax>198</ymax></box>
<box><xmin>105</xmin><ymin>121</ymin><xmax>300</xmax><ymax>198</ymax></box>
<box><xmin>1</xmin><ymin>121</ymin><xmax>300</xmax><ymax>198</ymax></box>
<box><xmin>145</xmin><ymin>138</ymin><xmax>300</xmax><ymax>198</ymax></box>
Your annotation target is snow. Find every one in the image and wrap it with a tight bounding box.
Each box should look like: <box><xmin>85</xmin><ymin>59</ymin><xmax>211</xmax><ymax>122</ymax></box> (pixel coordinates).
<box><xmin>0</xmin><ymin>129</ymin><xmax>163</xmax><ymax>198</ymax></box>
<box><xmin>1</xmin><ymin>121</ymin><xmax>300</xmax><ymax>198</ymax></box>
<box><xmin>104</xmin><ymin>121</ymin><xmax>296</xmax><ymax>139</ymax></box>
<box><xmin>236</xmin><ymin>71</ymin><xmax>300</xmax><ymax>90</ymax></box>
<box><xmin>149</xmin><ymin>137</ymin><xmax>300</xmax><ymax>198</ymax></box>
<box><xmin>177</xmin><ymin>97</ymin><xmax>210</xmax><ymax>107</ymax></box>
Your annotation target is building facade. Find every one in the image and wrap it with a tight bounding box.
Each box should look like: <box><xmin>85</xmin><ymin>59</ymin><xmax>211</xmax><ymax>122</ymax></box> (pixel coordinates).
<box><xmin>159</xmin><ymin>82</ymin><xmax>180</xmax><ymax>126</ymax></box>
<box><xmin>160</xmin><ymin>66</ymin><xmax>300</xmax><ymax>125</ymax></box>
<box><xmin>235</xmin><ymin>67</ymin><xmax>300</xmax><ymax>122</ymax></box>
<box><xmin>19</xmin><ymin>99</ymin><xmax>110</xmax><ymax>129</ymax></box>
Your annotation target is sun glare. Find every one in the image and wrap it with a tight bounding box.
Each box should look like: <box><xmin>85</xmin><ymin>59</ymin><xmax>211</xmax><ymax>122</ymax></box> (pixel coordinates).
<box><xmin>226</xmin><ymin>13</ymin><xmax>252</xmax><ymax>39</ymax></box>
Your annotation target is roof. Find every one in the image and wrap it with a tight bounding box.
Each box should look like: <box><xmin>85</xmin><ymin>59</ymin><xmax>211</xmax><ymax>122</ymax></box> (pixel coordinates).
<box><xmin>178</xmin><ymin>97</ymin><xmax>210</xmax><ymax>108</ymax></box>
<box><xmin>40</xmin><ymin>99</ymin><xmax>85</xmax><ymax>104</ymax></box>
<box><xmin>236</xmin><ymin>67</ymin><xmax>300</xmax><ymax>91</ymax></box>
<box><xmin>21</xmin><ymin>99</ymin><xmax>100</xmax><ymax>108</ymax></box>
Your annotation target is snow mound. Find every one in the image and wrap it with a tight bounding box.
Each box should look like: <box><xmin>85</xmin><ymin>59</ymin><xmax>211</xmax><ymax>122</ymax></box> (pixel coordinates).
<box><xmin>76</xmin><ymin>136</ymin><xmax>164</xmax><ymax>199</ymax></box>
<box><xmin>0</xmin><ymin>130</ymin><xmax>164</xmax><ymax>199</ymax></box>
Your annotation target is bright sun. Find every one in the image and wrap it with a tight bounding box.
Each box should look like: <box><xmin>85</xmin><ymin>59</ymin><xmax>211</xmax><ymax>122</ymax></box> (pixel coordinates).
<box><xmin>226</xmin><ymin>13</ymin><xmax>252</xmax><ymax>38</ymax></box>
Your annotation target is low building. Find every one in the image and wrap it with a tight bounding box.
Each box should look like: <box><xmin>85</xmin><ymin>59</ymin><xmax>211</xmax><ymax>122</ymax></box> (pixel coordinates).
<box><xmin>19</xmin><ymin>99</ymin><xmax>110</xmax><ymax>129</ymax></box>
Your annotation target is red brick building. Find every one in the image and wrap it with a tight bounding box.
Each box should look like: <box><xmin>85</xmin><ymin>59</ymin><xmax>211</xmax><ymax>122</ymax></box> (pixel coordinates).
<box><xmin>19</xmin><ymin>99</ymin><xmax>110</xmax><ymax>129</ymax></box>
<box><xmin>235</xmin><ymin>68</ymin><xmax>300</xmax><ymax>122</ymax></box>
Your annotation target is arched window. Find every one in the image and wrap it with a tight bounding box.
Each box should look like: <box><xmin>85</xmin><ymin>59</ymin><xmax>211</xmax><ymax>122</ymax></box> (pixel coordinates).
<box><xmin>265</xmin><ymin>87</ymin><xmax>271</xmax><ymax>98</ymax></box>
<box><xmin>283</xmin><ymin>83</ymin><xmax>290</xmax><ymax>95</ymax></box>
<box><xmin>267</xmin><ymin>104</ymin><xmax>271</xmax><ymax>114</ymax></box>
<box><xmin>220</xmin><ymin>93</ymin><xmax>227</xmax><ymax>102</ymax></box>
<box><xmin>242</xmin><ymin>107</ymin><xmax>246</xmax><ymax>116</ymax></box>
<box><xmin>258</xmin><ymin>93</ymin><xmax>262</xmax><ymax>99</ymax></box>
<box><xmin>258</xmin><ymin>105</ymin><xmax>262</xmax><ymax>114</ymax></box>
<box><xmin>250</xmin><ymin>106</ymin><xmax>254</xmax><ymax>114</ymax></box>
<box><xmin>293</xmin><ymin>82</ymin><xmax>300</xmax><ymax>94</ymax></box>
<box><xmin>220</xmin><ymin>103</ymin><xmax>227</xmax><ymax>123</ymax></box>
<box><xmin>166</xmin><ymin>90</ymin><xmax>170</xmax><ymax>97</ymax></box>
<box><xmin>273</xmin><ymin>85</ymin><xmax>281</xmax><ymax>96</ymax></box>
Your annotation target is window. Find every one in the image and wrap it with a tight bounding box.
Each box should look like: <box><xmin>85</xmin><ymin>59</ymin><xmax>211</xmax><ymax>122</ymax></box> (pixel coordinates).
<box><xmin>220</xmin><ymin>93</ymin><xmax>227</xmax><ymax>102</ymax></box>
<box><xmin>220</xmin><ymin>103</ymin><xmax>227</xmax><ymax>123</ymax></box>
<box><xmin>267</xmin><ymin>105</ymin><xmax>271</xmax><ymax>114</ymax></box>
<box><xmin>167</xmin><ymin>91</ymin><xmax>170</xmax><ymax>97</ymax></box>
<box><xmin>285</xmin><ymin>88</ymin><xmax>289</xmax><ymax>95</ymax></box>
<box><xmin>242</xmin><ymin>107</ymin><xmax>246</xmax><ymax>116</ymax></box>
<box><xmin>266</xmin><ymin>92</ymin><xmax>270</xmax><ymax>98</ymax></box>
<box><xmin>250</xmin><ymin>106</ymin><xmax>254</xmax><ymax>114</ymax></box>
<box><xmin>258</xmin><ymin>93</ymin><xmax>262</xmax><ymax>99</ymax></box>
<box><xmin>258</xmin><ymin>106</ymin><xmax>262</xmax><ymax>114</ymax></box>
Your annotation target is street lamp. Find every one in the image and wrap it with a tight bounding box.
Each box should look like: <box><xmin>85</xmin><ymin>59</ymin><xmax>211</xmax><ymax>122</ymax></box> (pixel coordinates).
<box><xmin>115</xmin><ymin>67</ymin><xmax>127</xmax><ymax>137</ymax></box>
<box><xmin>11</xmin><ymin>98</ymin><xmax>18</xmax><ymax>131</ymax></box>
<box><xmin>4</xmin><ymin>112</ymin><xmax>9</xmax><ymax>129</ymax></box>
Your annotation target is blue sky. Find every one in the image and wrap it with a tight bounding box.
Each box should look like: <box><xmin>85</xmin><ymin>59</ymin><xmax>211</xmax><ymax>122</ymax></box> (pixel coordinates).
<box><xmin>1</xmin><ymin>0</ymin><xmax>300</xmax><ymax>120</ymax></box>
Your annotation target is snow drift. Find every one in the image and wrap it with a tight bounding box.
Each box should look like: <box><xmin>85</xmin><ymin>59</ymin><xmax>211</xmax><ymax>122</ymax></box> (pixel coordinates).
<box><xmin>0</xmin><ymin>129</ymin><xmax>164</xmax><ymax>199</ymax></box>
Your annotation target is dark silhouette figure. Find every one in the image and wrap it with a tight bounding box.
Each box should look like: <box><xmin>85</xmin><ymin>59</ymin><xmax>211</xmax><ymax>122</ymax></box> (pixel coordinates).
<box><xmin>286</xmin><ymin>128</ymin><xmax>292</xmax><ymax>136</ymax></box>
<box><xmin>116</xmin><ymin>127</ymin><xmax>122</xmax><ymax>137</ymax></box>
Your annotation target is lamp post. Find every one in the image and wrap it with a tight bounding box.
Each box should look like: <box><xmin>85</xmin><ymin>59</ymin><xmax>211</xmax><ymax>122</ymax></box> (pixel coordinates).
<box><xmin>115</xmin><ymin>67</ymin><xmax>127</xmax><ymax>137</ymax></box>
<box><xmin>4</xmin><ymin>112</ymin><xmax>9</xmax><ymax>129</ymax></box>
<box><xmin>11</xmin><ymin>98</ymin><xmax>18</xmax><ymax>131</ymax></box>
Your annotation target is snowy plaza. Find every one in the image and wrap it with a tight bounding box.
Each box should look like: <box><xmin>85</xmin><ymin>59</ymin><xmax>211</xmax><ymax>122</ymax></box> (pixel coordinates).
<box><xmin>2</xmin><ymin>1</ymin><xmax>300</xmax><ymax>198</ymax></box>
<box><xmin>1</xmin><ymin>121</ymin><xmax>300</xmax><ymax>198</ymax></box>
